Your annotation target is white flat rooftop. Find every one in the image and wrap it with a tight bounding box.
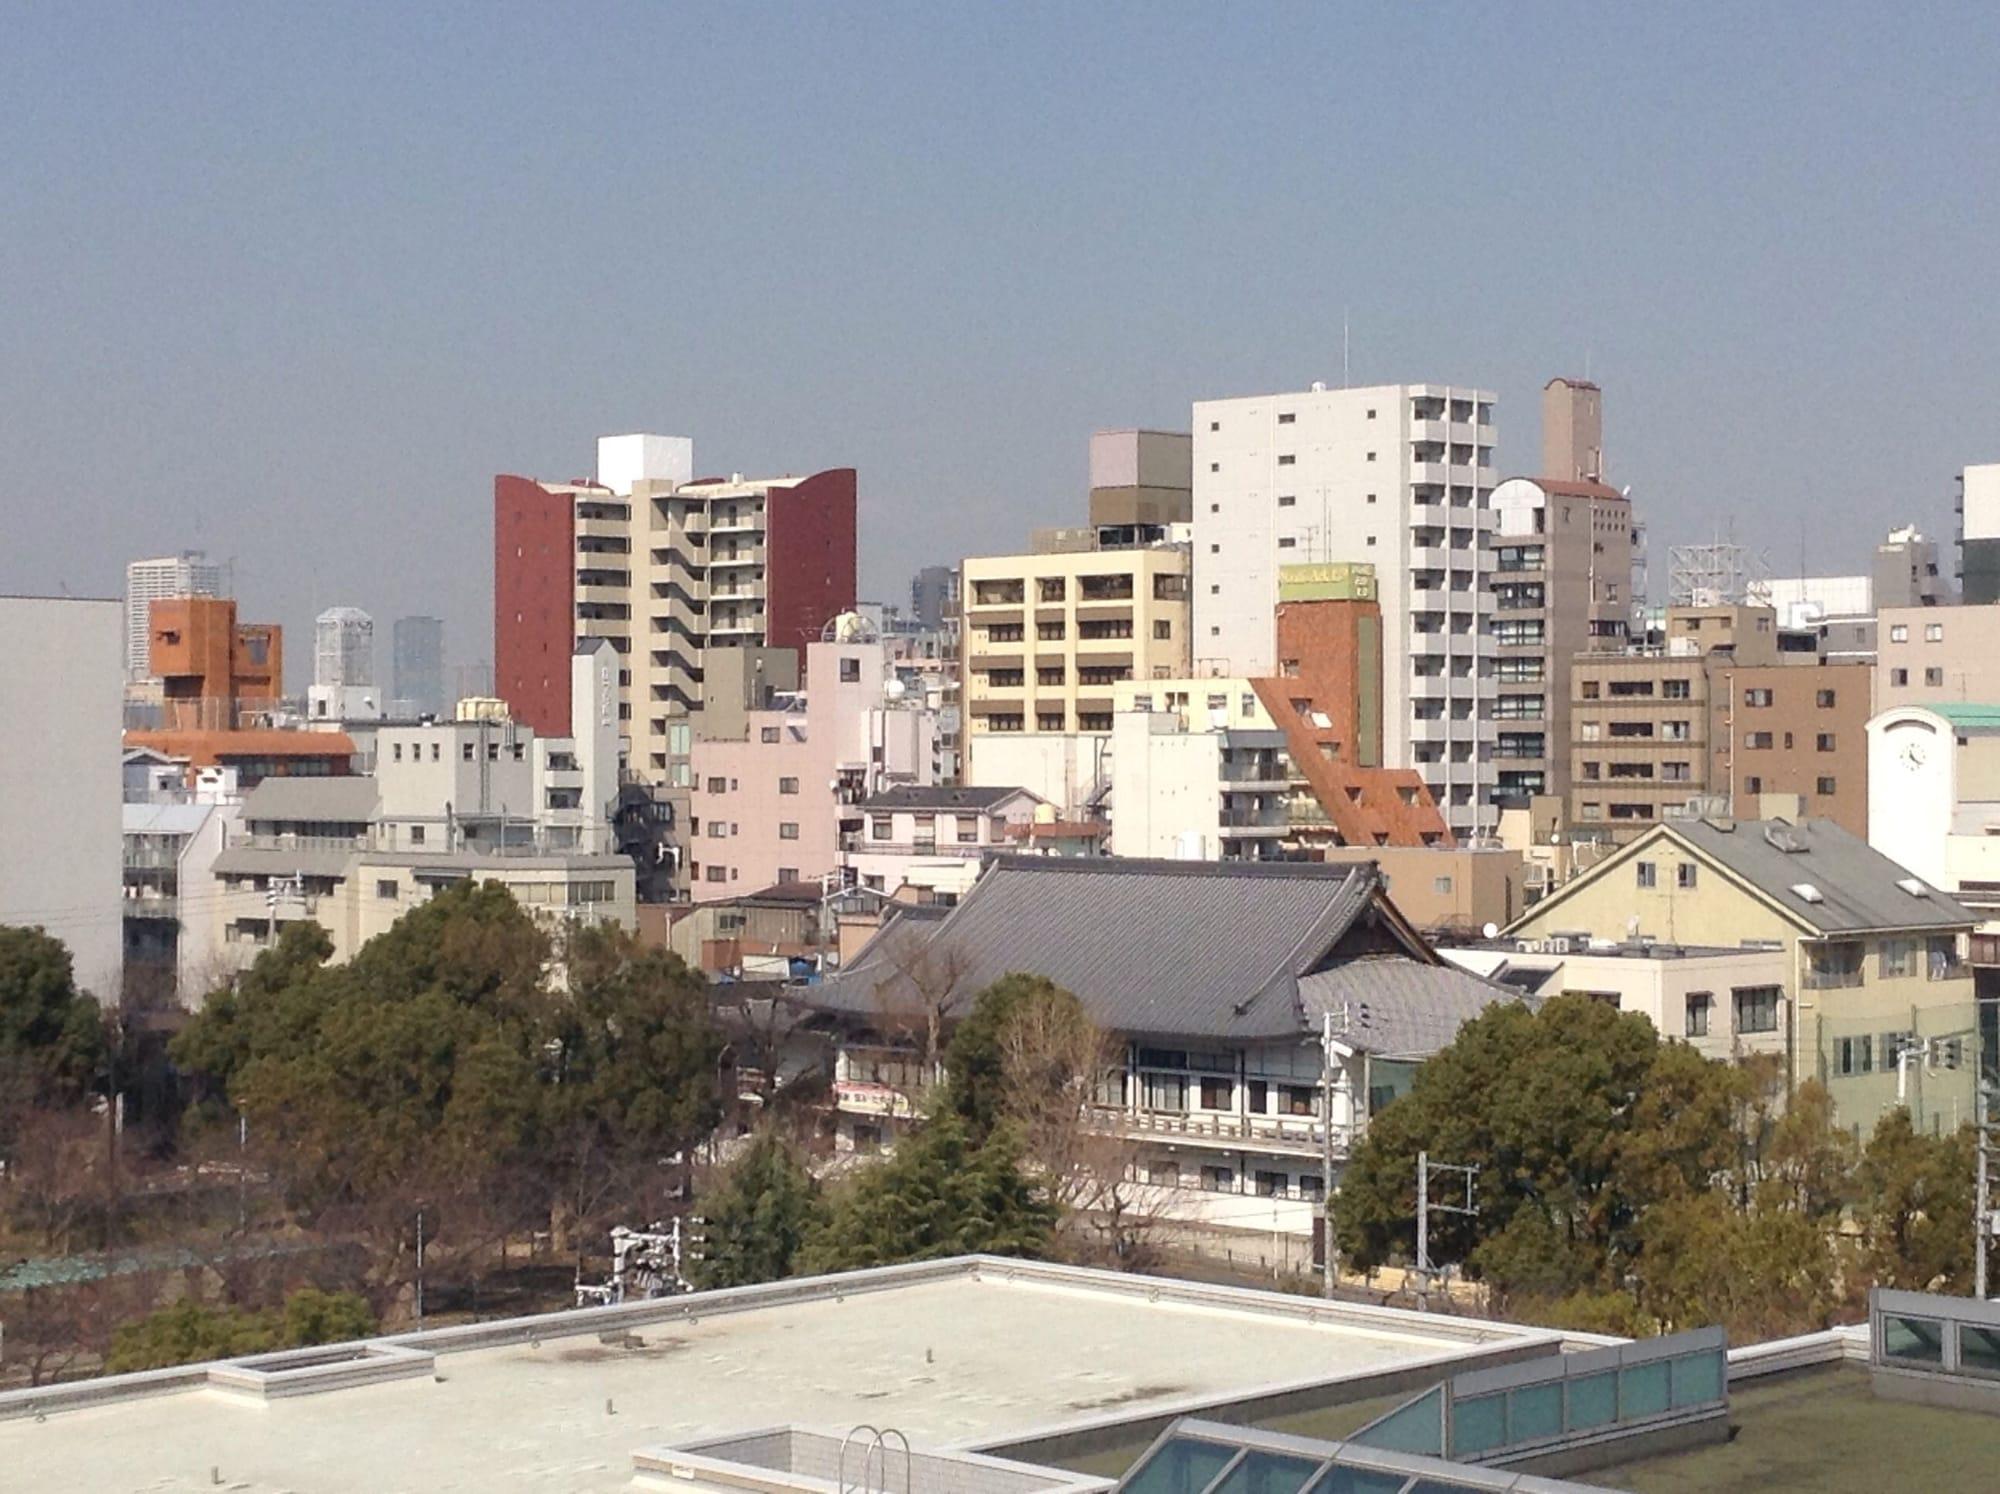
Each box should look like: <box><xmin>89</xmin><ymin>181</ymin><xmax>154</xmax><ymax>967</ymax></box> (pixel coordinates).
<box><xmin>0</xmin><ymin>1258</ymin><xmax>1558</xmax><ymax>1493</ymax></box>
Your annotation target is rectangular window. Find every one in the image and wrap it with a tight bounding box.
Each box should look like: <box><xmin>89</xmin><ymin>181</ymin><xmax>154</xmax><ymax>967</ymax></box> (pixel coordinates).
<box><xmin>839</xmin><ymin>658</ymin><xmax>861</xmax><ymax>682</ymax></box>
<box><xmin>779</xmin><ymin>776</ymin><xmax>799</xmax><ymax>795</ymax></box>
<box><xmin>1816</xmin><ymin>732</ymin><xmax>1835</xmax><ymax>751</ymax></box>
<box><xmin>1153</xmin><ymin>619</ymin><xmax>1172</xmax><ymax>640</ymax></box>
<box><xmin>1889</xmin><ymin>624</ymin><xmax>1909</xmax><ymax>642</ymax></box>
<box><xmin>410</xmin><ymin>824</ymin><xmax>426</xmax><ymax>845</ymax></box>
<box><xmin>1880</xmin><ymin>937</ymin><xmax>1916</xmax><ymax>978</ymax></box>
<box><xmin>956</xmin><ymin>816</ymin><xmax>978</xmax><ymax>844</ymax></box>
<box><xmin>779</xmin><ymin>822</ymin><xmax>800</xmax><ymax>840</ymax></box>
<box><xmin>1745</xmin><ymin>731</ymin><xmax>1774</xmax><ymax>749</ymax></box>
<box><xmin>705</xmin><ymin>865</ymin><xmax>727</xmax><ymax>883</ymax></box>
<box><xmin>1817</xmin><ymin>775</ymin><xmax>1837</xmax><ymax>795</ymax></box>
<box><xmin>1836</xmin><ymin>1035</ymin><xmax>1874</xmax><ymax>1076</ymax></box>
<box><xmin>1816</xmin><ymin>689</ymin><xmax>1837</xmax><ymax>708</ymax></box>
<box><xmin>1685</xmin><ymin>992</ymin><xmax>1712</xmax><ymax>1038</ymax></box>
<box><xmin>1277</xmin><ymin>412</ymin><xmax>1296</xmax><ymax>424</ymax></box>
<box><xmin>1677</xmin><ymin>863</ymin><xmax>1698</xmax><ymax>890</ymax></box>
<box><xmin>1253</xmin><ymin>1170</ymin><xmax>1287</xmax><ymax>1197</ymax></box>
<box><xmin>706</xmin><ymin>776</ymin><xmax>727</xmax><ymax>793</ymax></box>
<box><xmin>376</xmin><ymin>879</ymin><xmax>398</xmax><ymax>899</ymax></box>
<box><xmin>869</xmin><ymin>815</ymin><xmax>892</xmax><ymax>838</ymax></box>
<box><xmin>1926</xmin><ymin>623</ymin><xmax>1944</xmax><ymax>642</ymax></box>
<box><xmin>1926</xmin><ymin>667</ymin><xmax>1944</xmax><ymax>686</ymax></box>
<box><xmin>1743</xmin><ymin>688</ymin><xmax>1773</xmax><ymax>707</ymax></box>
<box><xmin>1199</xmin><ymin>1077</ymin><xmax>1234</xmax><ymax>1110</ymax></box>
<box><xmin>1663</xmin><ymin>678</ymin><xmax>1692</xmax><ymax>699</ymax></box>
<box><xmin>1277</xmin><ymin>453</ymin><xmax>1296</xmax><ymax>466</ymax></box>
<box><xmin>761</xmin><ymin>726</ymin><xmax>780</xmax><ymax>743</ymax></box>
<box><xmin>1636</xmin><ymin>861</ymin><xmax>1657</xmax><ymax>889</ymax></box>
<box><xmin>1277</xmin><ymin>494</ymin><xmax>1296</xmax><ymax>507</ymax></box>
<box><xmin>1200</xmin><ymin>1165</ymin><xmax>1235</xmax><ymax>1193</ymax></box>
<box><xmin>1891</xmin><ymin>668</ymin><xmax>1909</xmax><ymax>685</ymax></box>
<box><xmin>1734</xmin><ymin>985</ymin><xmax>1781</xmax><ymax>1034</ymax></box>
<box><xmin>392</xmin><ymin>743</ymin><xmax>404</xmax><ymax>763</ymax></box>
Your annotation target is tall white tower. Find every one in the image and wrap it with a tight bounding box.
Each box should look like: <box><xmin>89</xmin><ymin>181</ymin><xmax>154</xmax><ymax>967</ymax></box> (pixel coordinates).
<box><xmin>124</xmin><ymin>551</ymin><xmax>224</xmax><ymax>681</ymax></box>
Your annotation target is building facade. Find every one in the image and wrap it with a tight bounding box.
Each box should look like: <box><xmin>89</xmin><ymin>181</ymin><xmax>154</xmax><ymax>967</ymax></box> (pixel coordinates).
<box><xmin>493</xmin><ymin>434</ymin><xmax>857</xmax><ymax>785</ymax></box>
<box><xmin>124</xmin><ymin>551</ymin><xmax>223</xmax><ymax>683</ymax></box>
<box><xmin>844</xmin><ymin>785</ymin><xmax>1046</xmax><ymax>902</ymax></box>
<box><xmin>960</xmin><ymin>540</ymin><xmax>1191</xmax><ymax>752</ymax></box>
<box><xmin>391</xmin><ymin>615</ymin><xmax>447</xmax><ymax>719</ymax></box>
<box><xmin>1958</xmin><ymin>463</ymin><xmax>2000</xmax><ymax>605</ymax></box>
<box><xmin>1</xmin><ymin>597</ymin><xmax>125</xmax><ymax>999</ymax></box>
<box><xmin>1191</xmin><ymin>382</ymin><xmax>1498</xmax><ymax>834</ymax></box>
<box><xmin>1875</xmin><ymin>604</ymin><xmax>2000</xmax><ymax>711</ymax></box>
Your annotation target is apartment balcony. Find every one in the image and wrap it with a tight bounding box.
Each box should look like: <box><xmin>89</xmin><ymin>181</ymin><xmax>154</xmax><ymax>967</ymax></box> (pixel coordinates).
<box><xmin>1219</xmin><ymin>806</ymin><xmax>1289</xmax><ymax>832</ymax></box>
<box><xmin>124</xmin><ymin>890</ymin><xmax>179</xmax><ymax>920</ymax></box>
<box><xmin>1802</xmin><ymin>968</ymin><xmax>1866</xmax><ymax>991</ymax></box>
<box><xmin>1409</xmin><ymin>545</ymin><xmax>1448</xmax><ymax>570</ymax></box>
<box><xmin>708</xmin><ymin>515</ymin><xmax>766</xmax><ymax>536</ymax></box>
<box><xmin>709</xmin><ymin>616</ymin><xmax>766</xmax><ymax>639</ymax></box>
<box><xmin>708</xmin><ymin>551</ymin><xmax>764</xmax><ymax>570</ymax></box>
<box><xmin>1410</xmin><ymin>461</ymin><xmax>1449</xmax><ymax>486</ymax></box>
<box><xmin>1410</xmin><ymin>673</ymin><xmax>1448</xmax><ymax>699</ymax></box>
<box><xmin>711</xmin><ymin>580</ymin><xmax>767</xmax><ymax>602</ymax></box>
<box><xmin>575</xmin><ymin>513</ymin><xmax>629</xmax><ymax>542</ymax></box>
<box><xmin>1409</xmin><ymin>716</ymin><xmax>1450</xmax><ymax>744</ymax></box>
<box><xmin>1219</xmin><ymin>762</ymin><xmax>1288</xmax><ymax>783</ymax></box>
<box><xmin>1084</xmin><ymin>1104</ymin><xmax>1353</xmax><ymax>1160</ymax></box>
<box><xmin>967</xmin><ymin>649</ymin><xmax>1025</xmax><ymax>671</ymax></box>
<box><xmin>575</xmin><ymin>582</ymin><xmax>630</xmax><ymax>608</ymax></box>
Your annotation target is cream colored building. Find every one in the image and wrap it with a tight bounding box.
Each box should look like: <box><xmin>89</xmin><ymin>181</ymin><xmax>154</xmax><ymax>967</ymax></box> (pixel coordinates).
<box><xmin>1507</xmin><ymin>816</ymin><xmax>1977</xmax><ymax>1130</ymax></box>
<box><xmin>1875</xmin><ymin>605</ymin><xmax>2000</xmax><ymax>711</ymax></box>
<box><xmin>961</xmin><ymin>541</ymin><xmax>1190</xmax><ymax>776</ymax></box>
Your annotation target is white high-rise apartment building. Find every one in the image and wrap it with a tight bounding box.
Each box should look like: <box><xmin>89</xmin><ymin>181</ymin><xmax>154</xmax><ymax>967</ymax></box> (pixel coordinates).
<box><xmin>124</xmin><ymin>552</ymin><xmax>224</xmax><ymax>681</ymax></box>
<box><xmin>1192</xmin><ymin>383</ymin><xmax>1499</xmax><ymax>834</ymax></box>
<box><xmin>314</xmin><ymin>607</ymin><xmax>375</xmax><ymax>688</ymax></box>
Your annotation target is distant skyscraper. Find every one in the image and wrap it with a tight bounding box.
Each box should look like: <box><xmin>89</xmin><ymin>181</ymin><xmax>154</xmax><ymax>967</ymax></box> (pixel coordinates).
<box><xmin>314</xmin><ymin>607</ymin><xmax>375</xmax><ymax>689</ymax></box>
<box><xmin>124</xmin><ymin>551</ymin><xmax>224</xmax><ymax>682</ymax></box>
<box><xmin>910</xmin><ymin>565</ymin><xmax>959</xmax><ymax>631</ymax></box>
<box><xmin>392</xmin><ymin>615</ymin><xmax>447</xmax><ymax>718</ymax></box>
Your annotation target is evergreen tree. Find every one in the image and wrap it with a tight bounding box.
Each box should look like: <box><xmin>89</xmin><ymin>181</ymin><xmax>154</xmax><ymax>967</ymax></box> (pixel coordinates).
<box><xmin>0</xmin><ymin>924</ymin><xmax>107</xmax><ymax>1104</ymax></box>
<box><xmin>692</xmin><ymin>1131</ymin><xmax>821</xmax><ymax>1288</ymax></box>
<box><xmin>799</xmin><ymin>1111</ymin><xmax>1056</xmax><ymax>1273</ymax></box>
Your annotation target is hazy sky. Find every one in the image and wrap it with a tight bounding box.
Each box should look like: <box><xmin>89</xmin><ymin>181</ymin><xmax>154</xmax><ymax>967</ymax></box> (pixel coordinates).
<box><xmin>5</xmin><ymin>4</ymin><xmax>1997</xmax><ymax>688</ymax></box>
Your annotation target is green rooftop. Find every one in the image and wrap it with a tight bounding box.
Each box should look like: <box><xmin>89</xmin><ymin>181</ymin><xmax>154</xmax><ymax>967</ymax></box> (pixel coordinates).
<box><xmin>1922</xmin><ymin>703</ymin><xmax>2000</xmax><ymax>730</ymax></box>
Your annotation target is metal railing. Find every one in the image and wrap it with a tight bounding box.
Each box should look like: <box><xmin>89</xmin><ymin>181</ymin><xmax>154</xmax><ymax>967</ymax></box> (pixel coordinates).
<box><xmin>1803</xmin><ymin>967</ymin><xmax>1865</xmax><ymax>990</ymax></box>
<box><xmin>1085</xmin><ymin>1104</ymin><xmax>1356</xmax><ymax>1155</ymax></box>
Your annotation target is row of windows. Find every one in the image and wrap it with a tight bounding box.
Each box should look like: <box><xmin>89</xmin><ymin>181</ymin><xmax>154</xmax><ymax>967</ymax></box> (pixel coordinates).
<box><xmin>1743</xmin><ymin>731</ymin><xmax>1837</xmax><ymax>751</ymax></box>
<box><xmin>1887</xmin><ymin>622</ymin><xmax>1946</xmax><ymax>643</ymax></box>
<box><xmin>695</xmin><ymin>864</ymin><xmax>801</xmax><ymax>885</ymax></box>
<box><xmin>1743</xmin><ymin>774</ymin><xmax>1839</xmax><ymax>795</ymax></box>
<box><xmin>1682</xmin><ymin>986</ymin><xmax>1781</xmax><ymax>1037</ymax></box>
<box><xmin>1888</xmin><ymin>667</ymin><xmax>1947</xmax><ymax>687</ymax></box>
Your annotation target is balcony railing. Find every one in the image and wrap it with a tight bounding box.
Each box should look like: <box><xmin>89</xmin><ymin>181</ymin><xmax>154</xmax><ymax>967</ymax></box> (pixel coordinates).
<box><xmin>1084</xmin><ymin>1104</ymin><xmax>1356</xmax><ymax>1157</ymax></box>
<box><xmin>1803</xmin><ymin>968</ymin><xmax>1865</xmax><ymax>990</ymax></box>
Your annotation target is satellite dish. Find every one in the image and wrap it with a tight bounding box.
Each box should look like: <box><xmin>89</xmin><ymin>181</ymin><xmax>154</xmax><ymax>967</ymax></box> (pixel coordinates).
<box><xmin>1481</xmin><ymin>922</ymin><xmax>1499</xmax><ymax>940</ymax></box>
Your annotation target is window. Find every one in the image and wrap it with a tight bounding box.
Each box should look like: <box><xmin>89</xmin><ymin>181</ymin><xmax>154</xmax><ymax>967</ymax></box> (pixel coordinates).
<box><xmin>1677</xmin><ymin>863</ymin><xmax>1698</xmax><ymax>889</ymax></box>
<box><xmin>1734</xmin><ymin>986</ymin><xmax>1781</xmax><ymax>1034</ymax></box>
<box><xmin>1663</xmin><ymin>678</ymin><xmax>1692</xmax><ymax>699</ymax></box>
<box><xmin>1890</xmin><ymin>624</ymin><xmax>1909</xmax><ymax>642</ymax></box>
<box><xmin>1891</xmin><ymin>668</ymin><xmax>1909</xmax><ymax>686</ymax></box>
<box><xmin>707</xmin><ymin>822</ymin><xmax>727</xmax><ymax>839</ymax></box>
<box><xmin>1926</xmin><ymin>623</ymin><xmax>1944</xmax><ymax>642</ymax></box>
<box><xmin>1926</xmin><ymin>667</ymin><xmax>1944</xmax><ymax>686</ymax></box>
<box><xmin>462</xmin><ymin>742</ymin><xmax>474</xmax><ymax>762</ymax></box>
<box><xmin>1277</xmin><ymin>411</ymin><xmax>1295</xmax><ymax>424</ymax></box>
<box><xmin>1581</xmin><ymin>680</ymin><xmax>1601</xmax><ymax>699</ymax></box>
<box><xmin>1880</xmin><ymin>938</ymin><xmax>1916</xmax><ymax>978</ymax></box>
<box><xmin>1745</xmin><ymin>731</ymin><xmax>1774</xmax><ymax>749</ymax></box>
<box><xmin>1636</xmin><ymin>861</ymin><xmax>1657</xmax><ymax>889</ymax></box>
<box><xmin>774</xmin><ymin>822</ymin><xmax>798</xmax><ymax>841</ymax></box>
<box><xmin>1686</xmin><ymin>992</ymin><xmax>1713</xmax><ymax>1038</ymax></box>
<box><xmin>410</xmin><ymin>824</ymin><xmax>426</xmax><ymax>845</ymax></box>
<box><xmin>392</xmin><ymin>742</ymin><xmax>404</xmax><ymax>763</ymax></box>
<box><xmin>706</xmin><ymin>776</ymin><xmax>727</xmax><ymax>793</ymax></box>
<box><xmin>1199</xmin><ymin>1077</ymin><xmax>1234</xmax><ymax>1110</ymax></box>
<box><xmin>1743</xmin><ymin>688</ymin><xmax>1773</xmax><ymax>707</ymax></box>
<box><xmin>1814</xmin><ymin>732</ymin><xmax>1835</xmax><ymax>751</ymax></box>
<box><xmin>1277</xmin><ymin>453</ymin><xmax>1296</xmax><ymax>466</ymax></box>
<box><xmin>870</xmin><ymin>815</ymin><xmax>892</xmax><ymax>838</ymax></box>
<box><xmin>1836</xmin><ymin>1035</ymin><xmax>1874</xmax><ymax>1076</ymax></box>
<box><xmin>839</xmin><ymin>658</ymin><xmax>861</xmax><ymax>682</ymax></box>
<box><xmin>1817</xmin><ymin>775</ymin><xmax>1837</xmax><ymax>795</ymax></box>
<box><xmin>1816</xmin><ymin>689</ymin><xmax>1837</xmax><ymax>708</ymax></box>
<box><xmin>956</xmin><ymin>815</ymin><xmax>978</xmax><ymax>844</ymax></box>
<box><xmin>1153</xmin><ymin>619</ymin><xmax>1172</xmax><ymax>640</ymax></box>
<box><xmin>1433</xmin><ymin>875</ymin><xmax>1453</xmax><ymax>895</ymax></box>
<box><xmin>779</xmin><ymin>776</ymin><xmax>799</xmax><ymax>795</ymax></box>
<box><xmin>1254</xmin><ymin>1170</ymin><xmax>1287</xmax><ymax>1198</ymax></box>
<box><xmin>776</xmin><ymin>867</ymin><xmax>798</xmax><ymax>884</ymax></box>
<box><xmin>1278</xmin><ymin>494</ymin><xmax>1296</xmax><ymax>507</ymax></box>
<box><xmin>761</xmin><ymin>726</ymin><xmax>780</xmax><ymax>743</ymax></box>
<box><xmin>376</xmin><ymin>879</ymin><xmax>399</xmax><ymax>899</ymax></box>
<box><xmin>705</xmin><ymin>865</ymin><xmax>727</xmax><ymax>883</ymax></box>
<box><xmin>1200</xmin><ymin>1165</ymin><xmax>1235</xmax><ymax>1193</ymax></box>
<box><xmin>1277</xmin><ymin>537</ymin><xmax>1296</xmax><ymax>549</ymax></box>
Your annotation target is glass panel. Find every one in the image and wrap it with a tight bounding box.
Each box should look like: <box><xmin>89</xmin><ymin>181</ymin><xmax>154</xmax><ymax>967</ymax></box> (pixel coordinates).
<box><xmin>1349</xmin><ymin>1385</ymin><xmax>1445</xmax><ymax>1456</ymax></box>
<box><xmin>1405</xmin><ymin>1483</ymin><xmax>1490</xmax><ymax>1494</ymax></box>
<box><xmin>1207</xmin><ymin>1453</ymin><xmax>1326</xmax><ymax>1494</ymax></box>
<box><xmin>1450</xmin><ymin>1393</ymin><xmax>1507</xmax><ymax>1458</ymax></box>
<box><xmin>1123</xmin><ymin>1438</ymin><xmax>1239</xmax><ymax>1494</ymax></box>
<box><xmin>1508</xmin><ymin>1381</ymin><xmax>1564</xmax><ymax>1443</ymax></box>
<box><xmin>1670</xmin><ymin>1350</ymin><xmax>1725</xmax><ymax>1407</ymax></box>
<box><xmin>1962</xmin><ymin>1324</ymin><xmax>2000</xmax><ymax>1377</ymax></box>
<box><xmin>1567</xmin><ymin>1370</ymin><xmax>1617</xmax><ymax>1430</ymax></box>
<box><xmin>1307</xmin><ymin>1469</ymin><xmax>1409</xmax><ymax>1494</ymax></box>
<box><xmin>1883</xmin><ymin>1315</ymin><xmax>1945</xmax><ymax>1365</ymax></box>
<box><xmin>1620</xmin><ymin>1359</ymin><xmax>1671</xmax><ymax>1418</ymax></box>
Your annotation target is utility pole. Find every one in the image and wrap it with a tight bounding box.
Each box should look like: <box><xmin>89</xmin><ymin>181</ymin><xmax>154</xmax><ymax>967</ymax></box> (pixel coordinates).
<box><xmin>1320</xmin><ymin>1012</ymin><xmax>1337</xmax><ymax>1298</ymax></box>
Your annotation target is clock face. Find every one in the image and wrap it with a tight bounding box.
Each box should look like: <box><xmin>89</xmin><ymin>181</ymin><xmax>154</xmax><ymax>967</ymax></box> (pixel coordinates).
<box><xmin>1900</xmin><ymin>740</ymin><xmax>1928</xmax><ymax>770</ymax></box>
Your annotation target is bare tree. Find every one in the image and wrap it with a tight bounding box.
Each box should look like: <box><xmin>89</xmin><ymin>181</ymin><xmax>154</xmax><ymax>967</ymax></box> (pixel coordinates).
<box><xmin>869</xmin><ymin>932</ymin><xmax>973</xmax><ymax>1079</ymax></box>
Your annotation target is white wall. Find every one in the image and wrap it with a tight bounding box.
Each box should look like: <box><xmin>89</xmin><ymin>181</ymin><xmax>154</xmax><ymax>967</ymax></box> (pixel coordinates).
<box><xmin>966</xmin><ymin>731</ymin><xmax>1111</xmax><ymax>817</ymax></box>
<box><xmin>0</xmin><ymin>598</ymin><xmax>124</xmax><ymax>997</ymax></box>
<box><xmin>1867</xmin><ymin>708</ymin><xmax>1956</xmax><ymax>889</ymax></box>
<box><xmin>1109</xmin><ymin>710</ymin><xmax>1223</xmax><ymax>857</ymax></box>
<box><xmin>596</xmin><ymin>433</ymin><xmax>694</xmax><ymax>497</ymax></box>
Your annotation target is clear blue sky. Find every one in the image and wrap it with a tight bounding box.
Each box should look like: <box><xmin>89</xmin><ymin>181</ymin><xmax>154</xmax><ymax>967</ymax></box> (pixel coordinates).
<box><xmin>5</xmin><ymin>3</ymin><xmax>1996</xmax><ymax>686</ymax></box>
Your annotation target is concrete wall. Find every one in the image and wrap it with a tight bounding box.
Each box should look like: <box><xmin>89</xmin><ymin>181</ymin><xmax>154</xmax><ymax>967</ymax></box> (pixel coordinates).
<box><xmin>0</xmin><ymin>597</ymin><xmax>123</xmax><ymax>998</ymax></box>
<box><xmin>1876</xmin><ymin>605</ymin><xmax>2000</xmax><ymax>710</ymax></box>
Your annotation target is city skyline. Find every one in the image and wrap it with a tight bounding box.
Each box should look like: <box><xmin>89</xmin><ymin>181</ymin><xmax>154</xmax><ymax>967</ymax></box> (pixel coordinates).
<box><xmin>4</xmin><ymin>5</ymin><xmax>1994</xmax><ymax>663</ymax></box>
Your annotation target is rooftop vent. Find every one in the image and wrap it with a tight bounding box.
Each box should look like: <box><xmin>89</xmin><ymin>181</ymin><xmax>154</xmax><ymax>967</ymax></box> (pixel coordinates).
<box><xmin>1897</xmin><ymin>877</ymin><xmax>1930</xmax><ymax>897</ymax></box>
<box><xmin>1764</xmin><ymin>823</ymin><xmax>1808</xmax><ymax>853</ymax></box>
<box><xmin>1790</xmin><ymin>882</ymin><xmax>1825</xmax><ymax>904</ymax></box>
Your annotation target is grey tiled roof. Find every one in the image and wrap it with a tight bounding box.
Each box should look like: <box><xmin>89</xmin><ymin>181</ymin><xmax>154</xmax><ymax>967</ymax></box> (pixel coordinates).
<box><xmin>809</xmin><ymin>856</ymin><xmax>1508</xmax><ymax>1051</ymax></box>
<box><xmin>1299</xmin><ymin>958</ymin><xmax>1526</xmax><ymax>1060</ymax></box>
<box><xmin>859</xmin><ymin>784</ymin><xmax>1039</xmax><ymax>812</ymax></box>
<box><xmin>1668</xmin><ymin>818</ymin><xmax>1975</xmax><ymax>935</ymax></box>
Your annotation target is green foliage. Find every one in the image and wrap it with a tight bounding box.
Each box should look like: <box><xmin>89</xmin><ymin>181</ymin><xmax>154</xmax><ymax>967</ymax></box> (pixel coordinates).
<box><xmin>800</xmin><ymin>1110</ymin><xmax>1057</xmax><ymax>1274</ymax></box>
<box><xmin>169</xmin><ymin>885</ymin><xmax>721</xmax><ymax>1247</ymax></box>
<box><xmin>942</xmin><ymin>973</ymin><xmax>1067</xmax><ymax>1143</ymax></box>
<box><xmin>1855</xmin><ymin>1107</ymin><xmax>1974</xmax><ymax>1293</ymax></box>
<box><xmin>105</xmin><ymin>1288</ymin><xmax>377</xmax><ymax>1372</ymax></box>
<box><xmin>692</xmin><ymin>1131</ymin><xmax>821</xmax><ymax>1289</ymax></box>
<box><xmin>0</xmin><ymin>924</ymin><xmax>107</xmax><ymax>1103</ymax></box>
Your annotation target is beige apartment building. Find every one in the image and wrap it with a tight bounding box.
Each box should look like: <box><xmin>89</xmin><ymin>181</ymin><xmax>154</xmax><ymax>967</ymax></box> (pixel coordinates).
<box><xmin>961</xmin><ymin>542</ymin><xmax>1191</xmax><ymax>743</ymax></box>
<box><xmin>1710</xmin><ymin>660</ymin><xmax>1871</xmax><ymax>836</ymax></box>
<box><xmin>1875</xmin><ymin>604</ymin><xmax>2000</xmax><ymax>711</ymax></box>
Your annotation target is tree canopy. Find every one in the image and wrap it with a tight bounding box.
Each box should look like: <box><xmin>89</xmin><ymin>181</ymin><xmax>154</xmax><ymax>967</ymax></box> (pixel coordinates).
<box><xmin>0</xmin><ymin>924</ymin><xmax>107</xmax><ymax>1104</ymax></box>
<box><xmin>692</xmin><ymin>1130</ymin><xmax>820</xmax><ymax>1289</ymax></box>
<box><xmin>105</xmin><ymin>1288</ymin><xmax>376</xmax><ymax>1372</ymax></box>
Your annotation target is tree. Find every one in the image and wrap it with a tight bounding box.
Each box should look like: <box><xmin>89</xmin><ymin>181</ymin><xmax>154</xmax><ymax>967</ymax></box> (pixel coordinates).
<box><xmin>692</xmin><ymin>1130</ymin><xmax>820</xmax><ymax>1288</ymax></box>
<box><xmin>800</xmin><ymin>1110</ymin><xmax>1056</xmax><ymax>1273</ymax></box>
<box><xmin>0</xmin><ymin>924</ymin><xmax>106</xmax><ymax>1104</ymax></box>
<box><xmin>104</xmin><ymin>1288</ymin><xmax>376</xmax><ymax>1372</ymax></box>
<box><xmin>1333</xmin><ymin>994</ymin><xmax>1747</xmax><ymax>1304</ymax></box>
<box><xmin>543</xmin><ymin>926</ymin><xmax>724</xmax><ymax>1253</ymax></box>
<box><xmin>1854</xmin><ymin>1107</ymin><xmax>1975</xmax><ymax>1294</ymax></box>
